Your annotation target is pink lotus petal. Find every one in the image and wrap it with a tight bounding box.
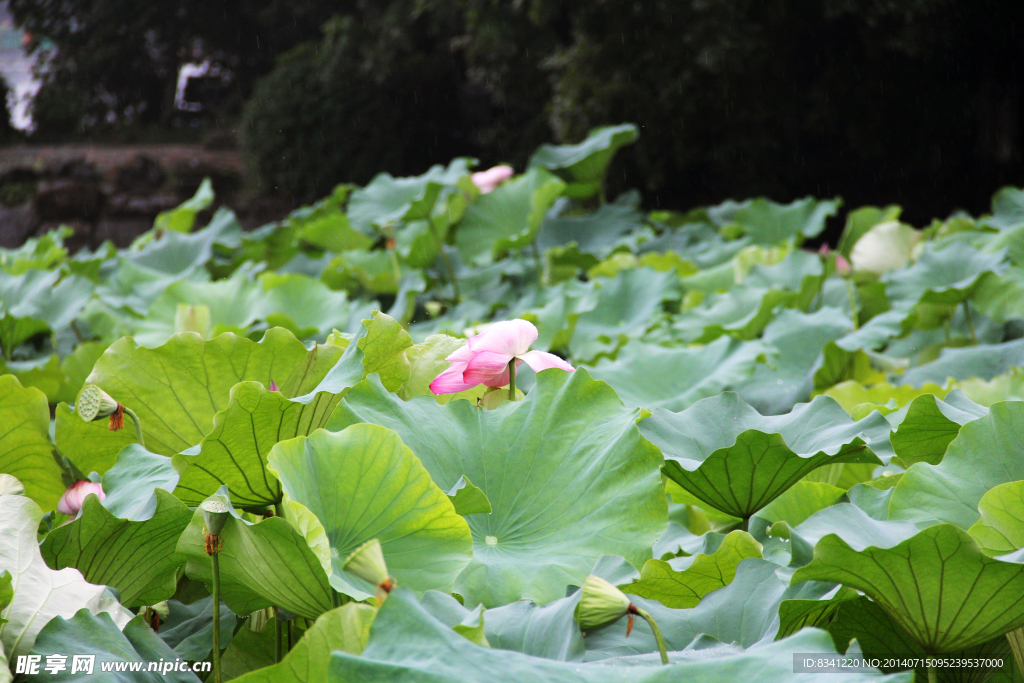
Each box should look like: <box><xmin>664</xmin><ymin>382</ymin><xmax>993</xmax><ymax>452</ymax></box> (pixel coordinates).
<box><xmin>467</xmin><ymin>319</ymin><xmax>537</xmax><ymax>357</ymax></box>
<box><xmin>444</xmin><ymin>343</ymin><xmax>475</xmax><ymax>364</ymax></box>
<box><xmin>836</xmin><ymin>254</ymin><xmax>851</xmax><ymax>275</ymax></box>
<box><xmin>463</xmin><ymin>351</ymin><xmax>517</xmax><ymax>386</ymax></box>
<box><xmin>519</xmin><ymin>350</ymin><xmax>575</xmax><ymax>373</ymax></box>
<box><xmin>429</xmin><ymin>363</ymin><xmax>479</xmax><ymax>395</ymax></box>
<box><xmin>269</xmin><ymin>380</ymin><xmax>279</xmax><ymax>392</ymax></box>
<box><xmin>471</xmin><ymin>165</ymin><xmax>514</xmax><ymax>194</ymax></box>
<box><xmin>57</xmin><ymin>480</ymin><xmax>105</xmax><ymax>516</ymax></box>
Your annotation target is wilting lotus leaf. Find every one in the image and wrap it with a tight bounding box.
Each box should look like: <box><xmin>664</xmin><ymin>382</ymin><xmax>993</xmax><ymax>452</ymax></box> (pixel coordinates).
<box><xmin>792</xmin><ymin>523</ymin><xmax>1024</xmax><ymax>652</ymax></box>
<box><xmin>641</xmin><ymin>393</ymin><xmax>882</xmax><ymax>520</ymax></box>
<box><xmin>267</xmin><ymin>425</ymin><xmax>473</xmax><ymax>597</ymax></box>
<box><xmin>328</xmin><ymin>369</ymin><xmax>666</xmax><ymax>607</ymax></box>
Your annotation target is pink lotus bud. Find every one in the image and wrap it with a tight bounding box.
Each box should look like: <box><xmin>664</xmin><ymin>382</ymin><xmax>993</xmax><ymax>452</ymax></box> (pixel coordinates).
<box><xmin>836</xmin><ymin>254</ymin><xmax>851</xmax><ymax>275</ymax></box>
<box><xmin>57</xmin><ymin>480</ymin><xmax>105</xmax><ymax>516</ymax></box>
<box><xmin>471</xmin><ymin>165</ymin><xmax>514</xmax><ymax>194</ymax></box>
<box><xmin>269</xmin><ymin>380</ymin><xmax>279</xmax><ymax>392</ymax></box>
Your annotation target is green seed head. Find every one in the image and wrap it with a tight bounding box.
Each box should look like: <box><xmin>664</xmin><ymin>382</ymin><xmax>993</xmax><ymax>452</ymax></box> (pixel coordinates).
<box><xmin>201</xmin><ymin>500</ymin><xmax>230</xmax><ymax>536</ymax></box>
<box><xmin>76</xmin><ymin>384</ymin><xmax>119</xmax><ymax>423</ymax></box>
<box><xmin>343</xmin><ymin>538</ymin><xmax>389</xmax><ymax>586</ymax></box>
<box><xmin>574</xmin><ymin>574</ymin><xmax>632</xmax><ymax>632</ymax></box>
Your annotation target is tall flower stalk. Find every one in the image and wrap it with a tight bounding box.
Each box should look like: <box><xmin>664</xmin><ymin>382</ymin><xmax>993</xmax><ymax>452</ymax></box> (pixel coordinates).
<box><xmin>202</xmin><ymin>501</ymin><xmax>229</xmax><ymax>683</ymax></box>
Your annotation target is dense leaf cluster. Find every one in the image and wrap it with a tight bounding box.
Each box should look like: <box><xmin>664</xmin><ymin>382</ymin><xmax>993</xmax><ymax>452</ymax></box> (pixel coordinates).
<box><xmin>4</xmin><ymin>130</ymin><xmax>1024</xmax><ymax>681</ymax></box>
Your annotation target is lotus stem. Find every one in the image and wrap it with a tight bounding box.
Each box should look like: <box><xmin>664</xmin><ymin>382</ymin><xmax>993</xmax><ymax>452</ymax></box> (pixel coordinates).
<box><xmin>123</xmin><ymin>407</ymin><xmax>145</xmax><ymax>448</ymax></box>
<box><xmin>963</xmin><ymin>301</ymin><xmax>977</xmax><ymax>343</ymax></box>
<box><xmin>508</xmin><ymin>359</ymin><xmax>517</xmax><ymax>401</ymax></box>
<box><xmin>210</xmin><ymin>552</ymin><xmax>222</xmax><ymax>683</ymax></box>
<box><xmin>1007</xmin><ymin>628</ymin><xmax>1024</xmax><ymax>677</ymax></box>
<box><xmin>631</xmin><ymin>605</ymin><xmax>668</xmax><ymax>665</ymax></box>
<box><xmin>274</xmin><ymin>610</ymin><xmax>283</xmax><ymax>663</ymax></box>
<box><xmin>845</xmin><ymin>280</ymin><xmax>859</xmax><ymax>329</ymax></box>
<box><xmin>927</xmin><ymin>664</ymin><xmax>937</xmax><ymax>683</ymax></box>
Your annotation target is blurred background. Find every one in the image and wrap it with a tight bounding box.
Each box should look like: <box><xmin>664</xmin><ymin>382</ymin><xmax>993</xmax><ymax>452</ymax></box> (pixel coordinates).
<box><xmin>0</xmin><ymin>0</ymin><xmax>1021</xmax><ymax>247</ymax></box>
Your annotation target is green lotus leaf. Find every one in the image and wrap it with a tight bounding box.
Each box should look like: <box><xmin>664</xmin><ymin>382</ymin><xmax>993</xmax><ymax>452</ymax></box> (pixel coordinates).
<box><xmin>792</xmin><ymin>523</ymin><xmax>1024</xmax><ymax>652</ymax></box>
<box><xmin>967</xmin><ymin>480</ymin><xmax>1024</xmax><ymax>557</ymax></box>
<box><xmin>568</xmin><ymin>268</ymin><xmax>680</xmax><ymax>361</ymax></box>
<box><xmin>537</xmin><ymin>192</ymin><xmax>648</xmax><ymax>261</ymax></box>
<box><xmin>775</xmin><ymin>585</ymin><xmax>859</xmax><ymax>641</ymax></box>
<box><xmin>447</xmin><ymin>476</ymin><xmax>492</xmax><ymax>516</ymax></box>
<box><xmin>754</xmin><ymin>481</ymin><xmax>846</xmax><ymax>528</ymax></box>
<box><xmin>889</xmin><ymin>391</ymin><xmax>987</xmax><ymax>467</ymax></box>
<box><xmin>230</xmin><ymin>603</ymin><xmax>375</xmax><ymax>683</ymax></box>
<box><xmin>584</xmin><ymin>558</ymin><xmax>837</xmax><ymax>659</ymax></box>
<box><xmin>122</xmin><ymin>209</ymin><xmax>241</xmax><ymax>280</ymax></box>
<box><xmin>347</xmin><ymin>159</ymin><xmax>472</xmax><ymax>235</ymax></box>
<box><xmin>155</xmin><ymin>177</ymin><xmax>214</xmax><ymax>233</ymax></box>
<box><xmin>157</xmin><ymin>597</ymin><xmax>236</xmax><ymax>662</ymax></box>
<box><xmin>99</xmin><ymin>445</ymin><xmax>179</xmax><ymax>521</ymax></box>
<box><xmin>528</xmin><ymin>124</ymin><xmax>638</xmax><ymax>199</ymax></box>
<box><xmin>173</xmin><ymin>312</ymin><xmax>414</xmax><ymax>508</ymax></box>
<box><xmin>85</xmin><ymin>327</ymin><xmax>343</xmax><ymax>456</ymax></box>
<box><xmin>883</xmin><ymin>242</ymin><xmax>1005</xmax><ymax>308</ymax></box>
<box><xmin>0</xmin><ymin>494</ymin><xmax>130</xmax><ymax>659</ymax></box>
<box><xmin>54</xmin><ymin>402</ymin><xmax>139</xmax><ymax>478</ymax></box>
<box><xmin>776</xmin><ymin>503</ymin><xmax>921</xmax><ymax>568</ymax></box>
<box><xmin>327</xmin><ymin>586</ymin><xmax>903</xmax><ymax>682</ymax></box>
<box><xmin>622</xmin><ymin>530</ymin><xmax>762</xmax><ymax>609</ymax></box>
<box><xmin>514</xmin><ymin>279</ymin><xmax>598</xmax><ymax>353</ymax></box>
<box><xmin>971</xmin><ymin>266</ymin><xmax>1024</xmax><ymax>321</ymax></box>
<box><xmin>983</xmin><ymin>186</ymin><xmax>1024</xmax><ymax>231</ymax></box>
<box><xmin>0</xmin><ymin>269</ymin><xmax>93</xmax><ymax>357</ymax></box>
<box><xmin>828</xmin><ymin>595</ymin><xmax>1017</xmax><ymax>683</ymax></box>
<box><xmin>40</xmin><ymin>490</ymin><xmax>191</xmax><ymax>607</ymax></box>
<box><xmin>267</xmin><ymin>425</ymin><xmax>473</xmax><ymax>597</ymax></box>
<box><xmin>736</xmin><ymin>307</ymin><xmax>853</xmax><ymax>415</ymax></box>
<box><xmin>419</xmin><ymin>589</ymin><xmax>584</xmax><ymax>661</ymax></box>
<box><xmin>24</xmin><ymin>611</ymin><xmax>200</xmax><ymax>683</ymax></box>
<box><xmin>824</xmin><ymin>379</ymin><xmax>950</xmax><ymax>416</ymax></box>
<box><xmin>710</xmin><ymin>196</ymin><xmax>840</xmax><ymax>246</ymax></box>
<box><xmin>130</xmin><ymin>269</ymin><xmax>359</xmax><ymax>348</ymax></box>
<box><xmin>399</xmin><ymin>334</ymin><xmax>471</xmax><ymax>401</ymax></box>
<box><xmin>588</xmin><ymin>337</ymin><xmax>773</xmax><ymax>412</ymax></box>
<box><xmin>327</xmin><ymin>369</ymin><xmax>666</xmax><ymax>607</ymax></box>
<box><xmin>457</xmin><ymin>167</ymin><xmax>566</xmax><ymax>264</ymax></box>
<box><xmin>175</xmin><ymin>492</ymin><xmax>334</xmax><ymax>619</ymax></box>
<box><xmin>900</xmin><ymin>338</ymin><xmax>1024</xmax><ymax>389</ymax></box>
<box><xmin>53</xmin><ymin>341</ymin><xmax>109</xmax><ymax>406</ymax></box>
<box><xmin>642</xmin><ymin>393</ymin><xmax>882</xmax><ymax>520</ymax></box>
<box><xmin>812</xmin><ymin>343</ymin><xmax>885</xmax><ymax>392</ymax></box>
<box><xmin>294</xmin><ymin>205</ymin><xmax>373</xmax><ymax>254</ymax></box>
<box><xmin>0</xmin><ymin>354</ymin><xmax>64</xmax><ymax>401</ymax></box>
<box><xmin>889</xmin><ymin>401</ymin><xmax>1024</xmax><ymax>528</ymax></box>
<box><xmin>672</xmin><ymin>286</ymin><xmax>799</xmax><ymax>344</ymax></box>
<box><xmin>219</xmin><ymin>621</ymin><xmax>275</xmax><ymax>680</ymax></box>
<box><xmin>0</xmin><ymin>376</ymin><xmax>63</xmax><ymax>512</ymax></box>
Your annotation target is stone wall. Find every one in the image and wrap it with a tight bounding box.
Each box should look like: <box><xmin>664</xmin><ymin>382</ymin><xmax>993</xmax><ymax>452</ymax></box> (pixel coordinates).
<box><xmin>0</xmin><ymin>143</ymin><xmax>294</xmax><ymax>249</ymax></box>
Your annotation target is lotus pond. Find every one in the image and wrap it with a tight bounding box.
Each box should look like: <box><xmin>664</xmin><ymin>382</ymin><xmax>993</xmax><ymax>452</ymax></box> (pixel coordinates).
<box><xmin>3</xmin><ymin>125</ymin><xmax>1024</xmax><ymax>682</ymax></box>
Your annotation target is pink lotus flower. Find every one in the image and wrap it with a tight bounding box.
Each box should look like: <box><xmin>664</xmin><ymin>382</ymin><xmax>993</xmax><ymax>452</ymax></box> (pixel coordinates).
<box><xmin>818</xmin><ymin>244</ymin><xmax>851</xmax><ymax>276</ymax></box>
<box><xmin>57</xmin><ymin>480</ymin><xmax>105</xmax><ymax>516</ymax></box>
<box><xmin>430</xmin><ymin>319</ymin><xmax>575</xmax><ymax>394</ymax></box>
<box><xmin>471</xmin><ymin>165</ymin><xmax>514</xmax><ymax>194</ymax></box>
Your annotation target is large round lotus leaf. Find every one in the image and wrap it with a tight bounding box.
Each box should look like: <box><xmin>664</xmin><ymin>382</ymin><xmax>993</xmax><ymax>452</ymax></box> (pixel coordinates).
<box><xmin>327</xmin><ymin>369</ymin><xmax>667</xmax><ymax>607</ymax></box>
<box><xmin>640</xmin><ymin>393</ymin><xmax>882</xmax><ymax>520</ymax></box>
<box><xmin>968</xmin><ymin>480</ymin><xmax>1024</xmax><ymax>556</ymax></box>
<box><xmin>889</xmin><ymin>401</ymin><xmax>1024</xmax><ymax>528</ymax></box>
<box><xmin>85</xmin><ymin>328</ymin><xmax>344</xmax><ymax>456</ymax></box>
<box><xmin>0</xmin><ymin>375</ymin><xmax>63</xmax><ymax>512</ymax></box>
<box><xmin>267</xmin><ymin>425</ymin><xmax>473</xmax><ymax>596</ymax></box>
<box><xmin>792</xmin><ymin>523</ymin><xmax>1024</xmax><ymax>653</ymax></box>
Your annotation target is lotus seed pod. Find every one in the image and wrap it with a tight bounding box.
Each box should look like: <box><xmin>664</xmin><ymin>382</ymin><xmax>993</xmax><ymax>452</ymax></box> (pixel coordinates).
<box><xmin>574</xmin><ymin>574</ymin><xmax>632</xmax><ymax>632</ymax></box>
<box><xmin>343</xmin><ymin>538</ymin><xmax>389</xmax><ymax>586</ymax></box>
<box><xmin>0</xmin><ymin>474</ymin><xmax>25</xmax><ymax>497</ymax></box>
<box><xmin>76</xmin><ymin>384</ymin><xmax>119</xmax><ymax>423</ymax></box>
<box><xmin>201</xmin><ymin>500</ymin><xmax>231</xmax><ymax>536</ymax></box>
